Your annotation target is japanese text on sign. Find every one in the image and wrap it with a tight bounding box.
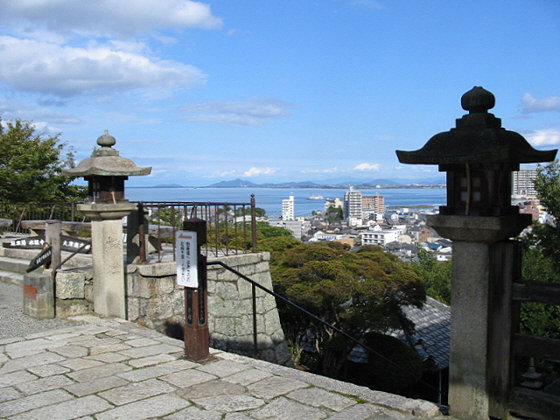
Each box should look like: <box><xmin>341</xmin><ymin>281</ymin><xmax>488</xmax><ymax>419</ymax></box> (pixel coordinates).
<box><xmin>176</xmin><ymin>231</ymin><xmax>198</xmax><ymax>287</ymax></box>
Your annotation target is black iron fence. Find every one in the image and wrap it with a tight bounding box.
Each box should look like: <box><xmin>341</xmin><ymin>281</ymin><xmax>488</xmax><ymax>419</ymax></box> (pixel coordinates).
<box><xmin>0</xmin><ymin>197</ymin><xmax>258</xmax><ymax>259</ymax></box>
<box><xmin>133</xmin><ymin>199</ymin><xmax>257</xmax><ymax>261</ymax></box>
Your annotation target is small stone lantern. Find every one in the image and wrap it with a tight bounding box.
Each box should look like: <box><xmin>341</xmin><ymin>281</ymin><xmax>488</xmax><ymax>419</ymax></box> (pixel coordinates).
<box><xmin>63</xmin><ymin>131</ymin><xmax>151</xmax><ymax>318</ymax></box>
<box><xmin>65</xmin><ymin>130</ymin><xmax>151</xmax><ymax>208</ymax></box>
<box><xmin>396</xmin><ymin>87</ymin><xmax>556</xmax><ymax>419</ymax></box>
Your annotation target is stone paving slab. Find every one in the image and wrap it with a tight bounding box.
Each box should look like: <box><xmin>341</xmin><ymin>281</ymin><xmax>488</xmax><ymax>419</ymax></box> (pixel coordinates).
<box><xmin>0</xmin><ymin>314</ymin><xmax>449</xmax><ymax>419</ymax></box>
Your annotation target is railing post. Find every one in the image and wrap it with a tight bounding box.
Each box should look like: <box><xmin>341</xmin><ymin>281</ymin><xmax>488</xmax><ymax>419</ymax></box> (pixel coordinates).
<box><xmin>182</xmin><ymin>218</ymin><xmax>210</xmax><ymax>362</ymax></box>
<box><xmin>138</xmin><ymin>202</ymin><xmax>147</xmax><ymax>263</ymax></box>
<box><xmin>251</xmin><ymin>194</ymin><xmax>257</xmax><ymax>252</ymax></box>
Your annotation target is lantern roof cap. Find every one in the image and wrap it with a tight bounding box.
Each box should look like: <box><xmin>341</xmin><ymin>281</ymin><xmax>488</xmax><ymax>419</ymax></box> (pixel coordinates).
<box><xmin>396</xmin><ymin>86</ymin><xmax>557</xmax><ymax>165</ymax></box>
<box><xmin>63</xmin><ymin>130</ymin><xmax>151</xmax><ymax>177</ymax></box>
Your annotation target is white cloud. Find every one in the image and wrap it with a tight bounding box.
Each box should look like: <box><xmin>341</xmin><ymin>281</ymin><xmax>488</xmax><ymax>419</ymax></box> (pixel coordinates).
<box><xmin>527</xmin><ymin>128</ymin><xmax>560</xmax><ymax>147</ymax></box>
<box><xmin>354</xmin><ymin>162</ymin><xmax>380</xmax><ymax>171</ymax></box>
<box><xmin>0</xmin><ymin>36</ymin><xmax>206</xmax><ymax>97</ymax></box>
<box><xmin>183</xmin><ymin>98</ymin><xmax>292</xmax><ymax>126</ymax></box>
<box><xmin>0</xmin><ymin>0</ymin><xmax>222</xmax><ymax>38</ymax></box>
<box><xmin>244</xmin><ymin>167</ymin><xmax>276</xmax><ymax>177</ymax></box>
<box><xmin>0</xmin><ymin>99</ymin><xmax>80</xmax><ymax>125</ymax></box>
<box><xmin>522</xmin><ymin>93</ymin><xmax>560</xmax><ymax>113</ymax></box>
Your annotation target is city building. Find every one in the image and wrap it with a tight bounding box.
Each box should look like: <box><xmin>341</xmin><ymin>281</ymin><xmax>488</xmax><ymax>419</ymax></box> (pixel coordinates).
<box><xmin>513</xmin><ymin>169</ymin><xmax>538</xmax><ymax>197</ymax></box>
<box><xmin>344</xmin><ymin>187</ymin><xmax>363</xmax><ymax>226</ymax></box>
<box><xmin>268</xmin><ymin>218</ymin><xmax>309</xmax><ymax>240</ymax></box>
<box><xmin>282</xmin><ymin>195</ymin><xmax>294</xmax><ymax>220</ymax></box>
<box><xmin>362</xmin><ymin>192</ymin><xmax>385</xmax><ymax>214</ymax></box>
<box><xmin>324</xmin><ymin>197</ymin><xmax>343</xmax><ymax>212</ymax></box>
<box><xmin>360</xmin><ymin>224</ymin><xmax>405</xmax><ymax>247</ymax></box>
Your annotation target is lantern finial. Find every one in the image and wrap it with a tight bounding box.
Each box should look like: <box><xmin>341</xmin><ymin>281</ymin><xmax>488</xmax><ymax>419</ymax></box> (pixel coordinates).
<box><xmin>461</xmin><ymin>86</ymin><xmax>495</xmax><ymax>113</ymax></box>
<box><xmin>97</xmin><ymin>130</ymin><xmax>116</xmax><ymax>148</ymax></box>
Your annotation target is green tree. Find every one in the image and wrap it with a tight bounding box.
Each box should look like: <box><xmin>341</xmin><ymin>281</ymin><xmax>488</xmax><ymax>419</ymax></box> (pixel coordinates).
<box><xmin>411</xmin><ymin>249</ymin><xmax>452</xmax><ymax>305</ymax></box>
<box><xmin>0</xmin><ymin>118</ymin><xmax>85</xmax><ymax>203</ymax></box>
<box><xmin>520</xmin><ymin>160</ymin><xmax>560</xmax><ymax>338</ymax></box>
<box><xmin>270</xmin><ymin>242</ymin><xmax>426</xmax><ymax>379</ymax></box>
<box><xmin>526</xmin><ymin>161</ymin><xmax>560</xmax><ymax>274</ymax></box>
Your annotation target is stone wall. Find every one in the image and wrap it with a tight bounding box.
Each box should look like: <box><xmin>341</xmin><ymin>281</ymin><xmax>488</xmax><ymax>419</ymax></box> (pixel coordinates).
<box><xmin>53</xmin><ymin>269</ymin><xmax>94</xmax><ymax>317</ymax></box>
<box><xmin>53</xmin><ymin>252</ymin><xmax>292</xmax><ymax>366</ymax></box>
<box><xmin>125</xmin><ymin>252</ymin><xmax>293</xmax><ymax>367</ymax></box>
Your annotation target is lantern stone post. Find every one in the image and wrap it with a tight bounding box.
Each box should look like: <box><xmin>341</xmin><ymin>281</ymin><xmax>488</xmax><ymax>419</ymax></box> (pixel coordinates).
<box><xmin>397</xmin><ymin>87</ymin><xmax>556</xmax><ymax>419</ymax></box>
<box><xmin>63</xmin><ymin>131</ymin><xmax>151</xmax><ymax>318</ymax></box>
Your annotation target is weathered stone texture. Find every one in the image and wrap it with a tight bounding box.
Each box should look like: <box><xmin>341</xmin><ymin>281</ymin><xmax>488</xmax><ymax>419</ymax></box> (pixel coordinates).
<box><xmin>50</xmin><ymin>251</ymin><xmax>291</xmax><ymax>366</ymax></box>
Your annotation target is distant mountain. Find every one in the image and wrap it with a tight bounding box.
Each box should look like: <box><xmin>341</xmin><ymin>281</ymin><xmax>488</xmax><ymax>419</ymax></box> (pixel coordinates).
<box><xmin>204</xmin><ymin>177</ymin><xmax>444</xmax><ymax>189</ymax></box>
<box><xmin>208</xmin><ymin>179</ymin><xmax>259</xmax><ymax>187</ymax></box>
<box><xmin>259</xmin><ymin>181</ymin><xmax>322</xmax><ymax>188</ymax></box>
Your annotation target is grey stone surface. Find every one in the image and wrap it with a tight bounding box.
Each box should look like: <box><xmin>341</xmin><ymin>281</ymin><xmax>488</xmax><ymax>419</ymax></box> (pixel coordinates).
<box><xmin>160</xmin><ymin>368</ymin><xmax>216</xmax><ymax>388</ymax></box>
<box><xmin>247</xmin><ymin>375</ymin><xmax>309</xmax><ymax>399</ymax></box>
<box><xmin>64</xmin><ymin>376</ymin><xmax>129</xmax><ymax>397</ymax></box>
<box><xmin>0</xmin><ymin>280</ymin><xmax>449</xmax><ymax>420</ymax></box>
<box><xmin>249</xmin><ymin>396</ymin><xmax>327</xmax><ymax>419</ymax></box>
<box><xmin>56</xmin><ymin>271</ymin><xmax>86</xmax><ymax>299</ymax></box>
<box><xmin>287</xmin><ymin>387</ymin><xmax>357</xmax><ymax>411</ymax></box>
<box><xmin>96</xmin><ymin>393</ymin><xmax>190</xmax><ymax>420</ymax></box>
<box><xmin>10</xmin><ymin>394</ymin><xmax>113</xmax><ymax>420</ymax></box>
<box><xmin>191</xmin><ymin>394</ymin><xmax>265</xmax><ymax>412</ymax></box>
<box><xmin>0</xmin><ymin>389</ymin><xmax>73</xmax><ymax>417</ymax></box>
<box><xmin>98</xmin><ymin>378</ymin><xmax>175</xmax><ymax>405</ymax></box>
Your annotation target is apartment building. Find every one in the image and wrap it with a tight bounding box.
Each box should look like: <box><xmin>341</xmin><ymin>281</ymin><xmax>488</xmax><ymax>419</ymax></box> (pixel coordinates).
<box><xmin>362</xmin><ymin>192</ymin><xmax>385</xmax><ymax>214</ymax></box>
<box><xmin>282</xmin><ymin>195</ymin><xmax>294</xmax><ymax>220</ymax></box>
<box><xmin>344</xmin><ymin>187</ymin><xmax>363</xmax><ymax>226</ymax></box>
<box><xmin>513</xmin><ymin>169</ymin><xmax>538</xmax><ymax>197</ymax></box>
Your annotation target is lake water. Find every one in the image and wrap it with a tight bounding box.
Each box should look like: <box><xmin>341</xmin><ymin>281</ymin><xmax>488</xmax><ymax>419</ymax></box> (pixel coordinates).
<box><xmin>126</xmin><ymin>187</ymin><xmax>446</xmax><ymax>218</ymax></box>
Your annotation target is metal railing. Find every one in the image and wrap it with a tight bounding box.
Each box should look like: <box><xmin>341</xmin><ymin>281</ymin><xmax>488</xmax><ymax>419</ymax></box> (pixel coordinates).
<box><xmin>0</xmin><ymin>202</ymin><xmax>86</xmax><ymax>234</ymax></box>
<box><xmin>0</xmin><ymin>197</ymin><xmax>258</xmax><ymax>259</ymax></box>
<box><xmin>132</xmin><ymin>197</ymin><xmax>257</xmax><ymax>261</ymax></box>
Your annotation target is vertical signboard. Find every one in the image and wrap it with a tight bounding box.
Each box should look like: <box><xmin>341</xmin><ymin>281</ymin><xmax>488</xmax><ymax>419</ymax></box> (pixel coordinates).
<box><xmin>176</xmin><ymin>230</ymin><xmax>198</xmax><ymax>288</ymax></box>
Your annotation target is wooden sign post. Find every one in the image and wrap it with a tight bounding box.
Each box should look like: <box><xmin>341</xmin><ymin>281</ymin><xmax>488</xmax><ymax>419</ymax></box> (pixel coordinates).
<box><xmin>178</xmin><ymin>218</ymin><xmax>209</xmax><ymax>362</ymax></box>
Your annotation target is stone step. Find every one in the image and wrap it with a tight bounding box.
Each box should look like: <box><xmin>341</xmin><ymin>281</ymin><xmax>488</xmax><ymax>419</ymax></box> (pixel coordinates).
<box><xmin>0</xmin><ymin>269</ymin><xmax>23</xmax><ymax>285</ymax></box>
<box><xmin>0</xmin><ymin>255</ymin><xmax>30</xmax><ymax>274</ymax></box>
<box><xmin>0</xmin><ymin>246</ymin><xmax>92</xmax><ymax>269</ymax></box>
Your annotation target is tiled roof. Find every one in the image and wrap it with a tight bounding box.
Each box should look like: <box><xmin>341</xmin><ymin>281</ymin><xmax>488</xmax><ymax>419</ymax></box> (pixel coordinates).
<box><xmin>396</xmin><ymin>297</ymin><xmax>451</xmax><ymax>370</ymax></box>
<box><xmin>348</xmin><ymin>297</ymin><xmax>450</xmax><ymax>371</ymax></box>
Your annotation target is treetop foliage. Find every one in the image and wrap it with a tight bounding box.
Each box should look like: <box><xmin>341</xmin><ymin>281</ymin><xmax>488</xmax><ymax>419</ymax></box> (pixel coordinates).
<box><xmin>271</xmin><ymin>241</ymin><xmax>425</xmax><ymax>344</ymax></box>
<box><xmin>520</xmin><ymin>160</ymin><xmax>560</xmax><ymax>338</ymax></box>
<box><xmin>0</xmin><ymin>118</ymin><xmax>85</xmax><ymax>203</ymax></box>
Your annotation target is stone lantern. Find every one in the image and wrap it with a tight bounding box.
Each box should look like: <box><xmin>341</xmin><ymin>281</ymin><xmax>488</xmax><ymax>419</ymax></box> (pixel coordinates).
<box><xmin>397</xmin><ymin>86</ymin><xmax>556</xmax><ymax>217</ymax></box>
<box><xmin>396</xmin><ymin>87</ymin><xmax>556</xmax><ymax>419</ymax></box>
<box><xmin>64</xmin><ymin>131</ymin><xmax>151</xmax><ymax>318</ymax></box>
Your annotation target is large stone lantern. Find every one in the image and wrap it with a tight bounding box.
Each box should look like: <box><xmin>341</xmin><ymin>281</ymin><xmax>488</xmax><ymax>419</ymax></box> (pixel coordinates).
<box><xmin>396</xmin><ymin>87</ymin><xmax>556</xmax><ymax>419</ymax></box>
<box><xmin>64</xmin><ymin>131</ymin><xmax>151</xmax><ymax>318</ymax></box>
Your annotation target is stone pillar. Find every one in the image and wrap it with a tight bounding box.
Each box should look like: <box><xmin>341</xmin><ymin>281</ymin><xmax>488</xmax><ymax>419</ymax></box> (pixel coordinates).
<box><xmin>23</xmin><ymin>272</ymin><xmax>55</xmax><ymax>319</ymax></box>
<box><xmin>79</xmin><ymin>202</ymin><xmax>136</xmax><ymax>319</ymax></box>
<box><xmin>428</xmin><ymin>214</ymin><xmax>530</xmax><ymax>419</ymax></box>
<box><xmin>46</xmin><ymin>220</ymin><xmax>61</xmax><ymax>270</ymax></box>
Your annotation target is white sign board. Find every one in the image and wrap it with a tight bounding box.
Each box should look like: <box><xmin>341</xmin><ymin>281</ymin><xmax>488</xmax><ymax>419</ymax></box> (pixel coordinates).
<box><xmin>176</xmin><ymin>230</ymin><xmax>198</xmax><ymax>288</ymax></box>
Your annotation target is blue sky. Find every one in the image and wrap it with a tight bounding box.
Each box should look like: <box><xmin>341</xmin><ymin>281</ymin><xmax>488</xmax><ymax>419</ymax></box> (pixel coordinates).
<box><xmin>1</xmin><ymin>0</ymin><xmax>559</xmax><ymax>186</ymax></box>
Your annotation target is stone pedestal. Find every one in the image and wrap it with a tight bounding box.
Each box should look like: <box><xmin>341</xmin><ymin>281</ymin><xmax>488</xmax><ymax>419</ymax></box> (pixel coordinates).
<box><xmin>79</xmin><ymin>202</ymin><xmax>135</xmax><ymax>318</ymax></box>
<box><xmin>23</xmin><ymin>272</ymin><xmax>54</xmax><ymax>319</ymax></box>
<box><xmin>428</xmin><ymin>214</ymin><xmax>531</xmax><ymax>420</ymax></box>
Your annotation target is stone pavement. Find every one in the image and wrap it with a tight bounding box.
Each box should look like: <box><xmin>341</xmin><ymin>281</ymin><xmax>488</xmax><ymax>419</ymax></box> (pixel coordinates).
<box><xmin>0</xmin><ymin>314</ymin><xmax>449</xmax><ymax>420</ymax></box>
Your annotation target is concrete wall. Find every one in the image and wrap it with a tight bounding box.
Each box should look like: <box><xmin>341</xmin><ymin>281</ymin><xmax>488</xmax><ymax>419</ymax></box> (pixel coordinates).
<box><xmin>54</xmin><ymin>252</ymin><xmax>292</xmax><ymax>367</ymax></box>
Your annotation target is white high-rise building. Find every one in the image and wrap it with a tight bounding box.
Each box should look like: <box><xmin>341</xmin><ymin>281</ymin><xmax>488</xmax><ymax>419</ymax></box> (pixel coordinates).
<box><xmin>282</xmin><ymin>195</ymin><xmax>295</xmax><ymax>220</ymax></box>
<box><xmin>513</xmin><ymin>169</ymin><xmax>538</xmax><ymax>197</ymax></box>
<box><xmin>344</xmin><ymin>187</ymin><xmax>363</xmax><ymax>226</ymax></box>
